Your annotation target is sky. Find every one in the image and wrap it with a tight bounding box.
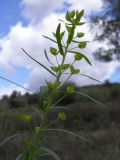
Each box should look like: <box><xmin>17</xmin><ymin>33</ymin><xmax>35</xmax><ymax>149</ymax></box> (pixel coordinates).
<box><xmin>0</xmin><ymin>0</ymin><xmax>120</xmax><ymax>97</ymax></box>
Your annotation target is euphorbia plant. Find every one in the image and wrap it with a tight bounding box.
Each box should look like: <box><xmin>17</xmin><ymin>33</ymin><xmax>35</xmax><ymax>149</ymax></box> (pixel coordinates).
<box><xmin>0</xmin><ymin>10</ymin><xmax>105</xmax><ymax>160</ymax></box>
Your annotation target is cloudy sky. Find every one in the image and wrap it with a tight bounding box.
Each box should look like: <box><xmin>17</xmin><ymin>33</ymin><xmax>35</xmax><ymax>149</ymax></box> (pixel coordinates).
<box><xmin>0</xmin><ymin>0</ymin><xmax>120</xmax><ymax>97</ymax></box>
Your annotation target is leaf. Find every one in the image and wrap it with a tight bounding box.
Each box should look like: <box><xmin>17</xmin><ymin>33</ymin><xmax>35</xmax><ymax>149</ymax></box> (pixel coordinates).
<box><xmin>52</xmin><ymin>32</ymin><xmax>56</xmax><ymax>38</ymax></box>
<box><xmin>68</xmin><ymin>50</ymin><xmax>92</xmax><ymax>66</ymax></box>
<box><xmin>69</xmin><ymin>10</ymin><xmax>75</xmax><ymax>18</ymax></box>
<box><xmin>73</xmin><ymin>91</ymin><xmax>106</xmax><ymax>108</ymax></box>
<box><xmin>41</xmin><ymin>147</ymin><xmax>61</xmax><ymax>160</ymax></box>
<box><xmin>56</xmin><ymin>23</ymin><xmax>64</xmax><ymax>56</ymax></box>
<box><xmin>70</xmin><ymin>65</ymin><xmax>80</xmax><ymax>74</ymax></box>
<box><xmin>72</xmin><ymin>40</ymin><xmax>80</xmax><ymax>43</ymax></box>
<box><xmin>45</xmin><ymin>128</ymin><xmax>96</xmax><ymax>146</ymax></box>
<box><xmin>51</xmin><ymin>66</ymin><xmax>60</xmax><ymax>72</ymax></box>
<box><xmin>38</xmin><ymin>86</ymin><xmax>48</xmax><ymax>111</ymax></box>
<box><xmin>62</xmin><ymin>73</ymin><xmax>101</xmax><ymax>83</ymax></box>
<box><xmin>67</xmin><ymin>26</ymin><xmax>75</xmax><ymax>45</ymax></box>
<box><xmin>75</xmin><ymin>10</ymin><xmax>84</xmax><ymax>24</ymax></box>
<box><xmin>50</xmin><ymin>47</ymin><xmax>58</xmax><ymax>55</ymax></box>
<box><xmin>77</xmin><ymin>22</ymin><xmax>86</xmax><ymax>26</ymax></box>
<box><xmin>82</xmin><ymin>54</ymin><xmax>92</xmax><ymax>66</ymax></box>
<box><xmin>78</xmin><ymin>42</ymin><xmax>87</xmax><ymax>48</ymax></box>
<box><xmin>16</xmin><ymin>154</ymin><xmax>23</xmax><ymax>160</ymax></box>
<box><xmin>22</xmin><ymin>48</ymin><xmax>56</xmax><ymax>77</ymax></box>
<box><xmin>0</xmin><ymin>76</ymin><xmax>33</xmax><ymax>93</ymax></box>
<box><xmin>65</xmin><ymin>11</ymin><xmax>72</xmax><ymax>22</ymax></box>
<box><xmin>43</xmin><ymin>35</ymin><xmax>57</xmax><ymax>44</ymax></box>
<box><xmin>0</xmin><ymin>134</ymin><xmax>23</xmax><ymax>147</ymax></box>
<box><xmin>66</xmin><ymin>25</ymin><xmax>72</xmax><ymax>32</ymax></box>
<box><xmin>61</xmin><ymin>64</ymin><xmax>70</xmax><ymax>70</ymax></box>
<box><xmin>77</xmin><ymin>32</ymin><xmax>84</xmax><ymax>38</ymax></box>
<box><xmin>79</xmin><ymin>73</ymin><xmax>101</xmax><ymax>83</ymax></box>
<box><xmin>47</xmin><ymin>81</ymin><xmax>61</xmax><ymax>90</ymax></box>
<box><xmin>60</xmin><ymin>31</ymin><xmax>65</xmax><ymax>39</ymax></box>
<box><xmin>32</xmin><ymin>107</ymin><xmax>42</xmax><ymax>118</ymax></box>
<box><xmin>44</xmin><ymin>49</ymin><xmax>55</xmax><ymax>66</ymax></box>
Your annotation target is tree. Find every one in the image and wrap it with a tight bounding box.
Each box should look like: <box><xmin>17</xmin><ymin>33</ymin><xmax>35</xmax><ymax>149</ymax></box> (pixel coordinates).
<box><xmin>91</xmin><ymin>0</ymin><xmax>120</xmax><ymax>61</ymax></box>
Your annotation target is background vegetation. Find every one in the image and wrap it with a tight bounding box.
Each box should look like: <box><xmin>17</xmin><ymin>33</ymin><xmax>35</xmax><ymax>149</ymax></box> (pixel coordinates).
<box><xmin>0</xmin><ymin>82</ymin><xmax>120</xmax><ymax>160</ymax></box>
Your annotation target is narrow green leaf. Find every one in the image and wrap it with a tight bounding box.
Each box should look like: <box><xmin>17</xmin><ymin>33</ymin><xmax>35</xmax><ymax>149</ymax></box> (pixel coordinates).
<box><xmin>61</xmin><ymin>64</ymin><xmax>70</xmax><ymax>70</ymax></box>
<box><xmin>60</xmin><ymin>31</ymin><xmax>65</xmax><ymax>39</ymax></box>
<box><xmin>32</xmin><ymin>107</ymin><xmax>42</xmax><ymax>119</ymax></box>
<box><xmin>52</xmin><ymin>32</ymin><xmax>56</xmax><ymax>38</ymax></box>
<box><xmin>43</xmin><ymin>35</ymin><xmax>57</xmax><ymax>44</ymax></box>
<box><xmin>56</xmin><ymin>23</ymin><xmax>64</xmax><ymax>55</ymax></box>
<box><xmin>38</xmin><ymin>86</ymin><xmax>48</xmax><ymax>111</ymax></box>
<box><xmin>70</xmin><ymin>10</ymin><xmax>75</xmax><ymax>18</ymax></box>
<box><xmin>16</xmin><ymin>154</ymin><xmax>23</xmax><ymax>160</ymax></box>
<box><xmin>51</xmin><ymin>94</ymin><xmax>68</xmax><ymax>108</ymax></box>
<box><xmin>73</xmin><ymin>91</ymin><xmax>106</xmax><ymax>108</ymax></box>
<box><xmin>51</xmin><ymin>66</ymin><xmax>60</xmax><ymax>72</ymax></box>
<box><xmin>65</xmin><ymin>11</ymin><xmax>72</xmax><ymax>22</ymax></box>
<box><xmin>82</xmin><ymin>54</ymin><xmax>92</xmax><ymax>66</ymax></box>
<box><xmin>66</xmin><ymin>25</ymin><xmax>72</xmax><ymax>32</ymax></box>
<box><xmin>77</xmin><ymin>22</ymin><xmax>86</xmax><ymax>26</ymax></box>
<box><xmin>41</xmin><ymin>147</ymin><xmax>61</xmax><ymax>160</ymax></box>
<box><xmin>44</xmin><ymin>49</ymin><xmax>55</xmax><ymax>66</ymax></box>
<box><xmin>44</xmin><ymin>128</ymin><xmax>96</xmax><ymax>146</ymax></box>
<box><xmin>47</xmin><ymin>81</ymin><xmax>61</xmax><ymax>90</ymax></box>
<box><xmin>75</xmin><ymin>10</ymin><xmax>84</xmax><ymax>24</ymax></box>
<box><xmin>79</xmin><ymin>74</ymin><xmax>101</xmax><ymax>83</ymax></box>
<box><xmin>0</xmin><ymin>134</ymin><xmax>23</xmax><ymax>147</ymax></box>
<box><xmin>0</xmin><ymin>76</ymin><xmax>33</xmax><ymax>93</ymax></box>
<box><xmin>68</xmin><ymin>50</ymin><xmax>92</xmax><ymax>66</ymax></box>
<box><xmin>62</xmin><ymin>73</ymin><xmax>101</xmax><ymax>83</ymax></box>
<box><xmin>70</xmin><ymin>65</ymin><xmax>80</xmax><ymax>74</ymax></box>
<box><xmin>67</xmin><ymin>26</ymin><xmax>75</xmax><ymax>45</ymax></box>
<box><xmin>22</xmin><ymin>48</ymin><xmax>56</xmax><ymax>77</ymax></box>
<box><xmin>72</xmin><ymin>40</ymin><xmax>80</xmax><ymax>43</ymax></box>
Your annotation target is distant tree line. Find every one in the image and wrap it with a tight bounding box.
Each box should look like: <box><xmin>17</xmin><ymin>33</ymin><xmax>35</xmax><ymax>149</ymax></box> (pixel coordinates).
<box><xmin>91</xmin><ymin>0</ymin><xmax>120</xmax><ymax>61</ymax></box>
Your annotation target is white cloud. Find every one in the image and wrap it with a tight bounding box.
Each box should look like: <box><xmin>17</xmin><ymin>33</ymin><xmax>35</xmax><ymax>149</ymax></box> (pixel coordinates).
<box><xmin>68</xmin><ymin>0</ymin><xmax>103</xmax><ymax>15</ymax></box>
<box><xmin>21</xmin><ymin>0</ymin><xmax>103</xmax><ymax>24</ymax></box>
<box><xmin>21</xmin><ymin>0</ymin><xmax>65</xmax><ymax>22</ymax></box>
<box><xmin>0</xmin><ymin>0</ymin><xmax>119</xmax><ymax>96</ymax></box>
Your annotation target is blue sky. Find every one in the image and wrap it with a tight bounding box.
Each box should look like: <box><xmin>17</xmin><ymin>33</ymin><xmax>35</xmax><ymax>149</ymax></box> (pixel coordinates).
<box><xmin>0</xmin><ymin>0</ymin><xmax>119</xmax><ymax>96</ymax></box>
<box><xmin>0</xmin><ymin>0</ymin><xmax>22</xmax><ymax>36</ymax></box>
<box><xmin>0</xmin><ymin>0</ymin><xmax>30</xmax><ymax>92</ymax></box>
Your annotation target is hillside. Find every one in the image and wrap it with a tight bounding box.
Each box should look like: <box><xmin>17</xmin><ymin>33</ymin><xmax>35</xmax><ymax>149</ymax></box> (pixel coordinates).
<box><xmin>0</xmin><ymin>83</ymin><xmax>120</xmax><ymax>160</ymax></box>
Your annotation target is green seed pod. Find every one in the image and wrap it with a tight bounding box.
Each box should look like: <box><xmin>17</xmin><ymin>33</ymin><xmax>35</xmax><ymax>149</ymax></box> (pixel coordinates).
<box><xmin>77</xmin><ymin>32</ymin><xmax>84</xmax><ymax>38</ymax></box>
<box><xmin>78</xmin><ymin>42</ymin><xmax>87</xmax><ymax>48</ymax></box>
<box><xmin>50</xmin><ymin>47</ymin><xmax>58</xmax><ymax>55</ymax></box>
<box><xmin>74</xmin><ymin>53</ymin><xmax>82</xmax><ymax>61</ymax></box>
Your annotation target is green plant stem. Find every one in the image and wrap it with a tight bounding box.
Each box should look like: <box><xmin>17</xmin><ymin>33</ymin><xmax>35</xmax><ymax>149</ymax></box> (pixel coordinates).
<box><xmin>55</xmin><ymin>55</ymin><xmax>59</xmax><ymax>66</ymax></box>
<box><xmin>44</xmin><ymin>119</ymin><xmax>58</xmax><ymax>129</ymax></box>
<box><xmin>56</xmin><ymin>44</ymin><xmax>69</xmax><ymax>82</ymax></box>
<box><xmin>51</xmin><ymin>93</ymin><xmax>68</xmax><ymax>108</ymax></box>
<box><xmin>61</xmin><ymin>73</ymin><xmax>72</xmax><ymax>87</ymax></box>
